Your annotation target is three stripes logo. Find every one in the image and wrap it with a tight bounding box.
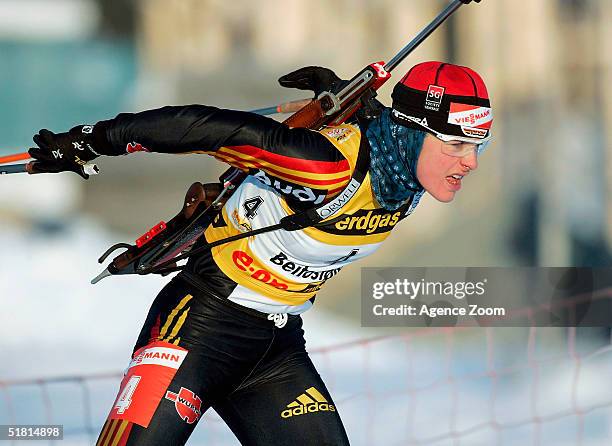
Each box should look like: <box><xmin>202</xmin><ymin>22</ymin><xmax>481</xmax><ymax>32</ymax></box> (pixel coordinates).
<box><xmin>155</xmin><ymin>294</ymin><xmax>193</xmax><ymax>345</ymax></box>
<box><xmin>280</xmin><ymin>387</ymin><xmax>336</xmax><ymax>419</ymax></box>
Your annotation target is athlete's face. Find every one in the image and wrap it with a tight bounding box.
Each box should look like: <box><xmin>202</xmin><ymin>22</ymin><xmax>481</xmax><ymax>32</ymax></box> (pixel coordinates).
<box><xmin>416</xmin><ymin>134</ymin><xmax>479</xmax><ymax>203</ymax></box>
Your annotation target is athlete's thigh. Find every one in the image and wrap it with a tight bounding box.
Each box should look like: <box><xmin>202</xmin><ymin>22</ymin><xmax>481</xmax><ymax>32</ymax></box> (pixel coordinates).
<box><xmin>95</xmin><ymin>340</ymin><xmax>211</xmax><ymax>446</ymax></box>
<box><xmin>213</xmin><ymin>351</ymin><xmax>350</xmax><ymax>446</ymax></box>
<box><xmin>94</xmin><ymin>278</ymin><xmax>262</xmax><ymax>446</ymax></box>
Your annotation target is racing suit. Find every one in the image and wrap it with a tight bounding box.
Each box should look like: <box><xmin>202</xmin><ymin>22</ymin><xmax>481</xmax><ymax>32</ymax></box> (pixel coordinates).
<box><xmin>92</xmin><ymin>105</ymin><xmax>420</xmax><ymax>445</ymax></box>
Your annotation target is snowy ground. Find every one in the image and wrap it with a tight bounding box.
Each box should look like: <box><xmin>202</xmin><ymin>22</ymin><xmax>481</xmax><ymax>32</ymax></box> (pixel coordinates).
<box><xmin>0</xmin><ymin>218</ymin><xmax>611</xmax><ymax>445</ymax></box>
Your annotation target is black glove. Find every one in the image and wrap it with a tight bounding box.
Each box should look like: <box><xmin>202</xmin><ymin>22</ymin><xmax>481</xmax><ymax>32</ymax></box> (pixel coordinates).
<box><xmin>29</xmin><ymin>125</ymin><xmax>102</xmax><ymax>179</ymax></box>
<box><xmin>279</xmin><ymin>65</ymin><xmax>386</xmax><ymax>122</ymax></box>
<box><xmin>278</xmin><ymin>66</ymin><xmax>345</xmax><ymax>97</ymax></box>
<box><xmin>459</xmin><ymin>0</ymin><xmax>481</xmax><ymax>4</ymax></box>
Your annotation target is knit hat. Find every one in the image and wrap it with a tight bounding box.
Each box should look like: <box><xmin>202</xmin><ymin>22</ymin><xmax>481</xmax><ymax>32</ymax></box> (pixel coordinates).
<box><xmin>391</xmin><ymin>61</ymin><xmax>492</xmax><ymax>143</ymax></box>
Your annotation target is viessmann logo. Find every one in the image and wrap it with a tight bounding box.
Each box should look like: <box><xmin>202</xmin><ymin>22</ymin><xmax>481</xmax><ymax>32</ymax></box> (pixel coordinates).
<box><xmin>281</xmin><ymin>387</ymin><xmax>336</xmax><ymax>419</ymax></box>
<box><xmin>129</xmin><ymin>345</ymin><xmax>187</xmax><ymax>370</ymax></box>
<box><xmin>448</xmin><ymin>103</ymin><xmax>493</xmax><ymax>128</ymax></box>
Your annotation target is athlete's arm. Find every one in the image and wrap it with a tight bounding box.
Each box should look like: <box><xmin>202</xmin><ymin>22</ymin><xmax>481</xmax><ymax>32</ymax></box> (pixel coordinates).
<box><xmin>96</xmin><ymin>105</ymin><xmax>346</xmax><ymax>166</ymax></box>
<box><xmin>29</xmin><ymin>105</ymin><xmax>352</xmax><ymax>188</ymax></box>
<box><xmin>91</xmin><ymin>105</ymin><xmax>354</xmax><ymax>193</ymax></box>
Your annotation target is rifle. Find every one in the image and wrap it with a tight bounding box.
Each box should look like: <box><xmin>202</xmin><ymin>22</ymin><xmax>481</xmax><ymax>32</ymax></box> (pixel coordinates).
<box><xmin>90</xmin><ymin>0</ymin><xmax>481</xmax><ymax>284</ymax></box>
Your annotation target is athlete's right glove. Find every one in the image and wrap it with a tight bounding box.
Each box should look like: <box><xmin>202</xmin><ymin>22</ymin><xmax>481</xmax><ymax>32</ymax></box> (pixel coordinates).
<box><xmin>29</xmin><ymin>125</ymin><xmax>104</xmax><ymax>179</ymax></box>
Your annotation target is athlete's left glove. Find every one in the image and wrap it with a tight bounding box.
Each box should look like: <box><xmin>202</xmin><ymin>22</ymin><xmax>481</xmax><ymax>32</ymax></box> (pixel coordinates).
<box><xmin>279</xmin><ymin>65</ymin><xmax>384</xmax><ymax>121</ymax></box>
<box><xmin>278</xmin><ymin>66</ymin><xmax>346</xmax><ymax>97</ymax></box>
<box><xmin>29</xmin><ymin>125</ymin><xmax>105</xmax><ymax>179</ymax></box>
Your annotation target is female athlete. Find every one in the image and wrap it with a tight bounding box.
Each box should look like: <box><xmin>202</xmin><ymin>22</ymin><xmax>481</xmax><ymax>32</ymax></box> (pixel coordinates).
<box><xmin>28</xmin><ymin>61</ymin><xmax>492</xmax><ymax>445</ymax></box>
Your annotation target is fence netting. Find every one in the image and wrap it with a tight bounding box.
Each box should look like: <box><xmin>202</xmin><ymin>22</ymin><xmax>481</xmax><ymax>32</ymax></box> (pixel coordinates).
<box><xmin>2</xmin><ymin>326</ymin><xmax>611</xmax><ymax>445</ymax></box>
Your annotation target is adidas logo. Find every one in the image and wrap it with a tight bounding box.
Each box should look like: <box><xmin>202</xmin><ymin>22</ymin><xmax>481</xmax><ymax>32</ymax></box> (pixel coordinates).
<box><xmin>280</xmin><ymin>387</ymin><xmax>336</xmax><ymax>419</ymax></box>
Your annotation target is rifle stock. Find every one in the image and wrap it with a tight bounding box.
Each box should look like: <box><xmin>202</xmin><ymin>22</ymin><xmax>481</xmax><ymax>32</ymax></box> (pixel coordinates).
<box><xmin>282</xmin><ymin>99</ymin><xmax>325</xmax><ymax>129</ymax></box>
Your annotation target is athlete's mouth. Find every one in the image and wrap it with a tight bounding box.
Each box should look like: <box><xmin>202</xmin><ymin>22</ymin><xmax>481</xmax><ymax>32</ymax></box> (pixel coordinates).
<box><xmin>446</xmin><ymin>174</ymin><xmax>464</xmax><ymax>186</ymax></box>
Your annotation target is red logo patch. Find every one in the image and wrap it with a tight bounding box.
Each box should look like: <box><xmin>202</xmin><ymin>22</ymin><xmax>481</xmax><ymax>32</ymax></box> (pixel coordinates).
<box><xmin>165</xmin><ymin>387</ymin><xmax>203</xmax><ymax>424</ymax></box>
<box><xmin>126</xmin><ymin>142</ymin><xmax>150</xmax><ymax>153</ymax></box>
<box><xmin>108</xmin><ymin>342</ymin><xmax>188</xmax><ymax>428</ymax></box>
<box><xmin>448</xmin><ymin>103</ymin><xmax>493</xmax><ymax>130</ymax></box>
<box><xmin>425</xmin><ymin>85</ymin><xmax>445</xmax><ymax>111</ymax></box>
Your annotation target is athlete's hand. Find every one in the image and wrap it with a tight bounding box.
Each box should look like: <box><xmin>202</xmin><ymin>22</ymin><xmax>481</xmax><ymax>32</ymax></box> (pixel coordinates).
<box><xmin>29</xmin><ymin>125</ymin><xmax>101</xmax><ymax>179</ymax></box>
<box><xmin>459</xmin><ymin>0</ymin><xmax>481</xmax><ymax>4</ymax></box>
<box><xmin>278</xmin><ymin>66</ymin><xmax>346</xmax><ymax>97</ymax></box>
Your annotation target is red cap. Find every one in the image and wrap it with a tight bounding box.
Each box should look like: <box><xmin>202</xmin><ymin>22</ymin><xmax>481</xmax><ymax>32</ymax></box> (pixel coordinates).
<box><xmin>391</xmin><ymin>61</ymin><xmax>492</xmax><ymax>141</ymax></box>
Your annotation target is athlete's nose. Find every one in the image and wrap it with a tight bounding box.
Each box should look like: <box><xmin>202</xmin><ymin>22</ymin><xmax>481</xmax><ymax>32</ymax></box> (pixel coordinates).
<box><xmin>461</xmin><ymin>149</ymin><xmax>478</xmax><ymax>171</ymax></box>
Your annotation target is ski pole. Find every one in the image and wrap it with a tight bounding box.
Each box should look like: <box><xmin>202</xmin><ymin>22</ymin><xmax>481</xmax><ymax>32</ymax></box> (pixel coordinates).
<box><xmin>0</xmin><ymin>160</ymin><xmax>100</xmax><ymax>176</ymax></box>
<box><xmin>0</xmin><ymin>162</ymin><xmax>100</xmax><ymax>176</ymax></box>
<box><xmin>250</xmin><ymin>99</ymin><xmax>312</xmax><ymax>115</ymax></box>
<box><xmin>0</xmin><ymin>152</ymin><xmax>30</xmax><ymax>164</ymax></box>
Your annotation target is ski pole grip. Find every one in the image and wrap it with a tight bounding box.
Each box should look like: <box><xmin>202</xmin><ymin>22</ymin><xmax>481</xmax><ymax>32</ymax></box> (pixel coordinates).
<box><xmin>23</xmin><ymin>161</ymin><xmax>99</xmax><ymax>176</ymax></box>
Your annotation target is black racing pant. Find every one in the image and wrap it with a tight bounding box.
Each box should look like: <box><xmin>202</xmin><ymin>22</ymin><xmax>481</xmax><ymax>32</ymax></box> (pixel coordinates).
<box><xmin>96</xmin><ymin>276</ymin><xmax>350</xmax><ymax>446</ymax></box>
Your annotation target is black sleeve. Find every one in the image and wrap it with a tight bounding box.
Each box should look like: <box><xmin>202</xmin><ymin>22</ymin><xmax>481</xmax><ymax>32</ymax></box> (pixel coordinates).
<box><xmin>94</xmin><ymin>105</ymin><xmax>344</xmax><ymax>164</ymax></box>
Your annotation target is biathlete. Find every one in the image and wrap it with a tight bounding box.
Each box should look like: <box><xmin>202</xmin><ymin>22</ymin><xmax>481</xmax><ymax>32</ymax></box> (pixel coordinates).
<box><xmin>29</xmin><ymin>61</ymin><xmax>493</xmax><ymax>445</ymax></box>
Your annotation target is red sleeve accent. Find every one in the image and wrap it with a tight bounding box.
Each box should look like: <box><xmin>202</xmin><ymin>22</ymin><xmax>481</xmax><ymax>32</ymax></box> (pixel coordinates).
<box><xmin>213</xmin><ymin>152</ymin><xmax>253</xmax><ymax>172</ymax></box>
<box><xmin>224</xmin><ymin>145</ymin><xmax>350</xmax><ymax>175</ymax></box>
<box><xmin>115</xmin><ymin>423</ymin><xmax>133</xmax><ymax>446</ymax></box>
<box><xmin>216</xmin><ymin>150</ymin><xmax>350</xmax><ymax>186</ymax></box>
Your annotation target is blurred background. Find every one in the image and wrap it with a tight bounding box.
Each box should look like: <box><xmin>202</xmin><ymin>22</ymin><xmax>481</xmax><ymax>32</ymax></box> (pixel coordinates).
<box><xmin>0</xmin><ymin>0</ymin><xmax>610</xmax><ymax>445</ymax></box>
